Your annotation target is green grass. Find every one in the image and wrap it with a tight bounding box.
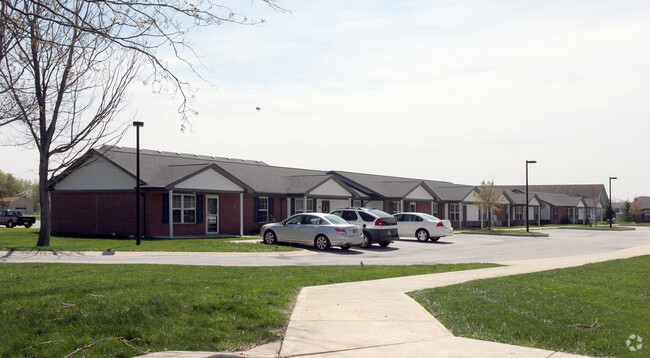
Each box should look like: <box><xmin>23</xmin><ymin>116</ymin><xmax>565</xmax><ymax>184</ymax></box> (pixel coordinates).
<box><xmin>409</xmin><ymin>255</ymin><xmax>650</xmax><ymax>357</ymax></box>
<box><xmin>0</xmin><ymin>263</ymin><xmax>497</xmax><ymax>357</ymax></box>
<box><xmin>0</xmin><ymin>229</ymin><xmax>297</xmax><ymax>252</ymax></box>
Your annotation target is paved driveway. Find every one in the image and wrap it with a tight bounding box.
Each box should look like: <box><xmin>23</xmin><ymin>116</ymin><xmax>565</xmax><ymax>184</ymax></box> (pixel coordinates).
<box><xmin>2</xmin><ymin>227</ymin><xmax>648</xmax><ymax>266</ymax></box>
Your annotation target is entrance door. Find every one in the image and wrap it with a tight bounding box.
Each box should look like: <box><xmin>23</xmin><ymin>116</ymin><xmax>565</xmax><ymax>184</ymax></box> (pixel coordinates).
<box><xmin>321</xmin><ymin>200</ymin><xmax>330</xmax><ymax>213</ymax></box>
<box><xmin>462</xmin><ymin>205</ymin><xmax>468</xmax><ymax>228</ymax></box>
<box><xmin>206</xmin><ymin>196</ymin><xmax>219</xmax><ymax>234</ymax></box>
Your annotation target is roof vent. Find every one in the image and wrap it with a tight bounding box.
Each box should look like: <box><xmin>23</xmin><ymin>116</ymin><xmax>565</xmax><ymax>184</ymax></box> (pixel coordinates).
<box><xmin>211</xmin><ymin>156</ymin><xmax>215</xmax><ymax>159</ymax></box>
<box><xmin>157</xmin><ymin>150</ymin><xmax>161</xmax><ymax>153</ymax></box>
<box><xmin>226</xmin><ymin>157</ymin><xmax>231</xmax><ymax>160</ymax></box>
<box><xmin>194</xmin><ymin>154</ymin><xmax>198</xmax><ymax>157</ymax></box>
<box><xmin>176</xmin><ymin>152</ymin><xmax>180</xmax><ymax>155</ymax></box>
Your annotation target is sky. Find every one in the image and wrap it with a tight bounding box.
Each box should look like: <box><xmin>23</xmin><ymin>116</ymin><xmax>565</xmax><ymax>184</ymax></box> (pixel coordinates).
<box><xmin>2</xmin><ymin>0</ymin><xmax>649</xmax><ymax>201</ymax></box>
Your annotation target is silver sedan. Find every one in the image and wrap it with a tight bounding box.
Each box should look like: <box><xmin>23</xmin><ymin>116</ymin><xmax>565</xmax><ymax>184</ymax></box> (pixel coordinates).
<box><xmin>261</xmin><ymin>213</ymin><xmax>364</xmax><ymax>250</ymax></box>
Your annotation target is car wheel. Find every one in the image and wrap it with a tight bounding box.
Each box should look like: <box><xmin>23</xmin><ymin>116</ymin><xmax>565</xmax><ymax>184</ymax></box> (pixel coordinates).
<box><xmin>379</xmin><ymin>241</ymin><xmax>390</xmax><ymax>247</ymax></box>
<box><xmin>263</xmin><ymin>231</ymin><xmax>277</xmax><ymax>245</ymax></box>
<box><xmin>416</xmin><ymin>229</ymin><xmax>429</xmax><ymax>242</ymax></box>
<box><xmin>24</xmin><ymin>223</ymin><xmax>32</xmax><ymax>228</ymax></box>
<box><xmin>314</xmin><ymin>235</ymin><xmax>331</xmax><ymax>250</ymax></box>
<box><xmin>340</xmin><ymin>244</ymin><xmax>351</xmax><ymax>251</ymax></box>
<box><xmin>6</xmin><ymin>221</ymin><xmax>14</xmax><ymax>228</ymax></box>
<box><xmin>360</xmin><ymin>232</ymin><xmax>372</xmax><ymax>248</ymax></box>
<box><xmin>430</xmin><ymin>237</ymin><xmax>440</xmax><ymax>242</ymax></box>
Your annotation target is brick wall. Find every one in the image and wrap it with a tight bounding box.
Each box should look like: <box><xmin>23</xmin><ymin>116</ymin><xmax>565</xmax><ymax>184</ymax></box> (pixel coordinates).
<box><xmin>52</xmin><ymin>192</ymin><xmax>136</xmax><ymax>236</ymax></box>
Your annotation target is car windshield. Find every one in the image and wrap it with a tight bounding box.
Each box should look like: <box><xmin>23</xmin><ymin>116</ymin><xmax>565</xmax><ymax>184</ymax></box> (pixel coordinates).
<box><xmin>324</xmin><ymin>215</ymin><xmax>349</xmax><ymax>225</ymax></box>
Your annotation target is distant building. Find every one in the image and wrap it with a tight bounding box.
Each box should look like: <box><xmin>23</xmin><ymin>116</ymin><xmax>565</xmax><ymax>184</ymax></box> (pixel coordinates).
<box><xmin>0</xmin><ymin>197</ymin><xmax>35</xmax><ymax>214</ymax></box>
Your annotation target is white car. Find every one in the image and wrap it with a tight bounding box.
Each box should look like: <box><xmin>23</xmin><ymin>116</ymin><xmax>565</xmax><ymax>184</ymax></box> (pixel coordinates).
<box><xmin>393</xmin><ymin>212</ymin><xmax>453</xmax><ymax>242</ymax></box>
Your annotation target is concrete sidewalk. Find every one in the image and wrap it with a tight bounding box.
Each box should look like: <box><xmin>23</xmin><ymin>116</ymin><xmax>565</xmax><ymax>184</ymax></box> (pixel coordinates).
<box><xmin>140</xmin><ymin>244</ymin><xmax>650</xmax><ymax>358</ymax></box>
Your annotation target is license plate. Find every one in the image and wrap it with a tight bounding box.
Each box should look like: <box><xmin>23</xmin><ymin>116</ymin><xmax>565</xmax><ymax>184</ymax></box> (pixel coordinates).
<box><xmin>387</xmin><ymin>231</ymin><xmax>392</xmax><ymax>235</ymax></box>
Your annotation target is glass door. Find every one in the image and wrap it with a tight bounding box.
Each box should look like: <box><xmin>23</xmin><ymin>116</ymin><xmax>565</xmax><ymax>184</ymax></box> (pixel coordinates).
<box><xmin>206</xmin><ymin>196</ymin><xmax>219</xmax><ymax>234</ymax></box>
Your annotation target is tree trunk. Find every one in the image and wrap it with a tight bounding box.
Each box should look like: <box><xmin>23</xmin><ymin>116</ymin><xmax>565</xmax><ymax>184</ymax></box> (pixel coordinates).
<box><xmin>36</xmin><ymin>151</ymin><xmax>51</xmax><ymax>247</ymax></box>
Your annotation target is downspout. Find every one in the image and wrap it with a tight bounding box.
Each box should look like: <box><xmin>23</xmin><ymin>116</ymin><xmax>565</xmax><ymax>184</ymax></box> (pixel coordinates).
<box><xmin>142</xmin><ymin>192</ymin><xmax>147</xmax><ymax>238</ymax></box>
<box><xmin>240</xmin><ymin>193</ymin><xmax>244</xmax><ymax>237</ymax></box>
<box><xmin>168</xmin><ymin>190</ymin><xmax>173</xmax><ymax>238</ymax></box>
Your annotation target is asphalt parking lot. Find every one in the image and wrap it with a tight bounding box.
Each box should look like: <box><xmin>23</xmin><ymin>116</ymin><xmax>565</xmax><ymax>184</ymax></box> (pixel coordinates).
<box><xmin>2</xmin><ymin>227</ymin><xmax>648</xmax><ymax>266</ymax></box>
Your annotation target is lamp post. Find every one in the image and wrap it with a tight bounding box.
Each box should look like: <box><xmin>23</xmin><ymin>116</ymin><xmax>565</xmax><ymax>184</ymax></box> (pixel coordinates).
<box><xmin>526</xmin><ymin>160</ymin><xmax>537</xmax><ymax>232</ymax></box>
<box><xmin>609</xmin><ymin>176</ymin><xmax>617</xmax><ymax>228</ymax></box>
<box><xmin>133</xmin><ymin>121</ymin><xmax>144</xmax><ymax>245</ymax></box>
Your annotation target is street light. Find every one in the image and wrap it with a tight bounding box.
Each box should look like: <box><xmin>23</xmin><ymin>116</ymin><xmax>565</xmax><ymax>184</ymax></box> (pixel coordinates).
<box><xmin>133</xmin><ymin>121</ymin><xmax>144</xmax><ymax>245</ymax></box>
<box><xmin>609</xmin><ymin>176</ymin><xmax>617</xmax><ymax>228</ymax></box>
<box><xmin>526</xmin><ymin>160</ymin><xmax>537</xmax><ymax>232</ymax></box>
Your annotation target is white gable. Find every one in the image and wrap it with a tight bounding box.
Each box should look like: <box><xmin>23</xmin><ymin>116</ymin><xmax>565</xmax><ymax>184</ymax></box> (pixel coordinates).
<box><xmin>175</xmin><ymin>169</ymin><xmax>243</xmax><ymax>192</ymax></box>
<box><xmin>54</xmin><ymin>155</ymin><xmax>135</xmax><ymax>190</ymax></box>
<box><xmin>463</xmin><ymin>191</ymin><xmax>477</xmax><ymax>203</ymax></box>
<box><xmin>577</xmin><ymin>201</ymin><xmax>585</xmax><ymax>208</ymax></box>
<box><xmin>529</xmin><ymin>197</ymin><xmax>540</xmax><ymax>206</ymax></box>
<box><xmin>405</xmin><ymin>185</ymin><xmax>434</xmax><ymax>200</ymax></box>
<box><xmin>309</xmin><ymin>179</ymin><xmax>351</xmax><ymax>197</ymax></box>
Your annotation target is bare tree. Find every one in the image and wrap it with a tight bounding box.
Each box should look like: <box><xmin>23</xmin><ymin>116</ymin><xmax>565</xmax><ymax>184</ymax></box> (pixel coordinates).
<box><xmin>0</xmin><ymin>0</ymin><xmax>284</xmax><ymax>246</ymax></box>
<box><xmin>473</xmin><ymin>180</ymin><xmax>504</xmax><ymax>229</ymax></box>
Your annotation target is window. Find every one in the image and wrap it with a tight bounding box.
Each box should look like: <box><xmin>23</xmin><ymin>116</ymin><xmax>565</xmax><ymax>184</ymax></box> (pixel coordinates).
<box><xmin>409</xmin><ymin>202</ymin><xmax>416</xmax><ymax>212</ymax></box>
<box><xmin>302</xmin><ymin>215</ymin><xmax>322</xmax><ymax>225</ymax></box>
<box><xmin>353</xmin><ymin>200</ymin><xmax>362</xmax><ymax>207</ymax></box>
<box><xmin>172</xmin><ymin>194</ymin><xmax>196</xmax><ymax>224</ymax></box>
<box><xmin>258</xmin><ymin>197</ymin><xmax>269</xmax><ymax>223</ymax></box>
<box><xmin>565</xmin><ymin>208</ymin><xmax>573</xmax><ymax>219</ymax></box>
<box><xmin>534</xmin><ymin>207</ymin><xmax>539</xmax><ymax>220</ymax></box>
<box><xmin>553</xmin><ymin>207</ymin><xmax>559</xmax><ymax>220</ymax></box>
<box><xmin>359</xmin><ymin>211</ymin><xmax>375</xmax><ymax>222</ymax></box>
<box><xmin>295</xmin><ymin>198</ymin><xmax>313</xmax><ymax>214</ymax></box>
<box><xmin>391</xmin><ymin>201</ymin><xmax>401</xmax><ymax>213</ymax></box>
<box><xmin>514</xmin><ymin>206</ymin><xmax>523</xmax><ymax>220</ymax></box>
<box><xmin>432</xmin><ymin>202</ymin><xmax>438</xmax><ymax>217</ymax></box>
<box><xmin>285</xmin><ymin>215</ymin><xmax>302</xmax><ymax>225</ymax></box>
<box><xmin>449</xmin><ymin>204</ymin><xmax>460</xmax><ymax>221</ymax></box>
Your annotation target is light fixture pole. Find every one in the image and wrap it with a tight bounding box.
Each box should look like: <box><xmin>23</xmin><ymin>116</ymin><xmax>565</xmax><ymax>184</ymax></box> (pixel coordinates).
<box><xmin>526</xmin><ymin>160</ymin><xmax>537</xmax><ymax>232</ymax></box>
<box><xmin>133</xmin><ymin>121</ymin><xmax>144</xmax><ymax>245</ymax></box>
<box><xmin>609</xmin><ymin>176</ymin><xmax>617</xmax><ymax>228</ymax></box>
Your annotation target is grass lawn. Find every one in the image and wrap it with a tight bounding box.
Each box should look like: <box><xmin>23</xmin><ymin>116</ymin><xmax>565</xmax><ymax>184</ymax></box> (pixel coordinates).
<box><xmin>0</xmin><ymin>229</ymin><xmax>297</xmax><ymax>252</ymax></box>
<box><xmin>0</xmin><ymin>263</ymin><xmax>497</xmax><ymax>357</ymax></box>
<box><xmin>409</xmin><ymin>255</ymin><xmax>650</xmax><ymax>357</ymax></box>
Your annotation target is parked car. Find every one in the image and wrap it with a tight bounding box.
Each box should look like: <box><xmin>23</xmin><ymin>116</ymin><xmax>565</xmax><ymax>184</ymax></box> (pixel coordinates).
<box><xmin>393</xmin><ymin>212</ymin><xmax>453</xmax><ymax>242</ymax></box>
<box><xmin>260</xmin><ymin>213</ymin><xmax>363</xmax><ymax>250</ymax></box>
<box><xmin>329</xmin><ymin>207</ymin><xmax>398</xmax><ymax>248</ymax></box>
<box><xmin>0</xmin><ymin>210</ymin><xmax>36</xmax><ymax>228</ymax></box>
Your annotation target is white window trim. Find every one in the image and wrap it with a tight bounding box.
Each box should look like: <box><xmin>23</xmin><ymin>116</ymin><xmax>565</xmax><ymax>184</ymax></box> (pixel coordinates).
<box><xmin>172</xmin><ymin>194</ymin><xmax>196</xmax><ymax>224</ymax></box>
<box><xmin>515</xmin><ymin>206</ymin><xmax>523</xmax><ymax>220</ymax></box>
<box><xmin>258</xmin><ymin>197</ymin><xmax>269</xmax><ymax>223</ymax></box>
<box><xmin>449</xmin><ymin>203</ymin><xmax>460</xmax><ymax>221</ymax></box>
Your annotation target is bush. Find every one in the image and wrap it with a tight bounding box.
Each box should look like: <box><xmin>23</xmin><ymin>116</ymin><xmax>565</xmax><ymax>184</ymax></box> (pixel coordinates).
<box><xmin>560</xmin><ymin>216</ymin><xmax>571</xmax><ymax>225</ymax></box>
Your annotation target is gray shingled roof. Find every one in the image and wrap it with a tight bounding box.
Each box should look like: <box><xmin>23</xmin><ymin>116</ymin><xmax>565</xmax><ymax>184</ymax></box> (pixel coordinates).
<box><xmin>423</xmin><ymin>180</ymin><xmax>476</xmax><ymax>202</ymax></box>
<box><xmin>637</xmin><ymin>196</ymin><xmax>650</xmax><ymax>209</ymax></box>
<box><xmin>58</xmin><ymin>146</ymin><xmax>353</xmax><ymax>195</ymax></box>
<box><xmin>500</xmin><ymin>184</ymin><xmax>607</xmax><ymax>206</ymax></box>
<box><xmin>329</xmin><ymin>171</ymin><xmax>462</xmax><ymax>200</ymax></box>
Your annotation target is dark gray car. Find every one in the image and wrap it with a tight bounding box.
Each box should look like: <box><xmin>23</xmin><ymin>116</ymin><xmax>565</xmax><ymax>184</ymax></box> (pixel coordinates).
<box><xmin>330</xmin><ymin>208</ymin><xmax>398</xmax><ymax>248</ymax></box>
